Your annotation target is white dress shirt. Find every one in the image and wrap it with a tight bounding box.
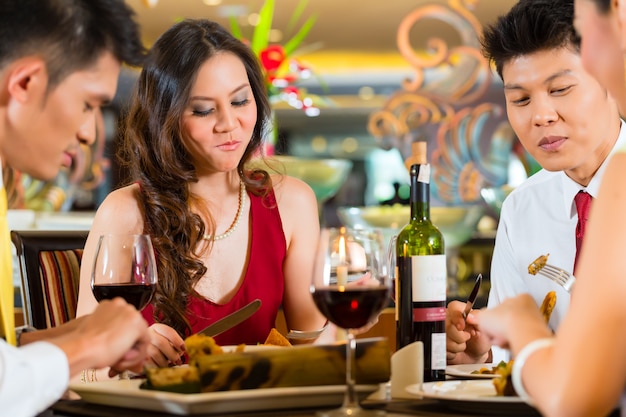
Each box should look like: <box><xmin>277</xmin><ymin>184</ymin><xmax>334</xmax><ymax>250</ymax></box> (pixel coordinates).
<box><xmin>0</xmin><ymin>341</ymin><xmax>69</xmax><ymax>416</ymax></box>
<box><xmin>0</xmin><ymin>165</ymin><xmax>70</xmax><ymax>416</ymax></box>
<box><xmin>488</xmin><ymin>121</ymin><xmax>626</xmax><ymax>362</ymax></box>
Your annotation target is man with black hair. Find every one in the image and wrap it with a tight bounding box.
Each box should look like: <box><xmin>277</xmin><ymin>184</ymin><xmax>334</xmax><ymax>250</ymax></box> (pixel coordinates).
<box><xmin>446</xmin><ymin>0</ymin><xmax>626</xmax><ymax>365</ymax></box>
<box><xmin>0</xmin><ymin>1</ymin><xmax>150</xmax><ymax>415</ymax></box>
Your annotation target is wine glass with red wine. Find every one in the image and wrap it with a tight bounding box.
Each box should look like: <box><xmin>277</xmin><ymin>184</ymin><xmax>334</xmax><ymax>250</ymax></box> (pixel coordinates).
<box><xmin>311</xmin><ymin>227</ymin><xmax>390</xmax><ymax>417</ymax></box>
<box><xmin>91</xmin><ymin>234</ymin><xmax>157</xmax><ymax>310</ymax></box>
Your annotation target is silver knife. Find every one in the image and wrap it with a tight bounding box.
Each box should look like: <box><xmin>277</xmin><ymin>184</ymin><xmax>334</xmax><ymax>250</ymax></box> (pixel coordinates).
<box><xmin>462</xmin><ymin>274</ymin><xmax>482</xmax><ymax>319</ymax></box>
<box><xmin>198</xmin><ymin>299</ymin><xmax>262</xmax><ymax>337</ymax></box>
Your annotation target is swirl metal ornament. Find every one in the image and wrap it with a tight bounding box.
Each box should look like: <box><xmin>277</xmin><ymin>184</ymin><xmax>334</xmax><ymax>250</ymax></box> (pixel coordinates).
<box><xmin>368</xmin><ymin>0</ymin><xmax>515</xmax><ymax>205</ymax></box>
<box><xmin>430</xmin><ymin>104</ymin><xmax>514</xmax><ymax>204</ymax></box>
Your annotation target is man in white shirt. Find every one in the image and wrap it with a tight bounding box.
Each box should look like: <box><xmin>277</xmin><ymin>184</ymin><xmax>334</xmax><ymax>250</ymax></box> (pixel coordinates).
<box><xmin>0</xmin><ymin>1</ymin><xmax>150</xmax><ymax>416</ymax></box>
<box><xmin>446</xmin><ymin>0</ymin><xmax>624</xmax><ymax>364</ymax></box>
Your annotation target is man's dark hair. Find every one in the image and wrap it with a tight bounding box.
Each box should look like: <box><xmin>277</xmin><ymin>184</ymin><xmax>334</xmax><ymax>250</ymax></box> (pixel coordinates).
<box><xmin>481</xmin><ymin>0</ymin><xmax>581</xmax><ymax>79</ymax></box>
<box><xmin>0</xmin><ymin>0</ymin><xmax>146</xmax><ymax>89</ymax></box>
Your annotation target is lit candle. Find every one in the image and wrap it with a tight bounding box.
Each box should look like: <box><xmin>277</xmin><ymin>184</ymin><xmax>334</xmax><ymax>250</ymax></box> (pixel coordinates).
<box><xmin>337</xmin><ymin>235</ymin><xmax>348</xmax><ymax>286</ymax></box>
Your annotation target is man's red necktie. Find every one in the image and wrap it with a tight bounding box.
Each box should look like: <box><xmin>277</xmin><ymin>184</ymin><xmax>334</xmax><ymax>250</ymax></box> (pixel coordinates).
<box><xmin>574</xmin><ymin>191</ymin><xmax>592</xmax><ymax>273</ymax></box>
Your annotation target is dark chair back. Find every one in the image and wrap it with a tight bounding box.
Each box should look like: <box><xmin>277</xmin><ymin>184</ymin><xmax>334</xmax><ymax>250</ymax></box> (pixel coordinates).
<box><xmin>10</xmin><ymin>230</ymin><xmax>88</xmax><ymax>329</ymax></box>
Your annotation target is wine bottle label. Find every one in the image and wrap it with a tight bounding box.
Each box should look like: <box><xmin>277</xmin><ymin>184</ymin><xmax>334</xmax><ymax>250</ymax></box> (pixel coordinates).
<box><xmin>410</xmin><ymin>254</ymin><xmax>446</xmax><ymax>302</ymax></box>
<box><xmin>431</xmin><ymin>333</ymin><xmax>447</xmax><ymax>370</ymax></box>
<box><xmin>412</xmin><ymin>305</ymin><xmax>446</xmax><ymax>322</ymax></box>
<box><xmin>417</xmin><ymin>164</ymin><xmax>430</xmax><ymax>184</ymax></box>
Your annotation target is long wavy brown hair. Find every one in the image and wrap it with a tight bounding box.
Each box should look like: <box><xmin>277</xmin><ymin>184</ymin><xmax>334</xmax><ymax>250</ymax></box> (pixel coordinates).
<box><xmin>117</xmin><ymin>19</ymin><xmax>272</xmax><ymax>336</ymax></box>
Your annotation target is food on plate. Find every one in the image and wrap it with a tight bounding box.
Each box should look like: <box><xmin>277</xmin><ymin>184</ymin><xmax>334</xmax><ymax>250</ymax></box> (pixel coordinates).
<box><xmin>264</xmin><ymin>327</ymin><xmax>292</xmax><ymax>346</ymax></box>
<box><xmin>142</xmin><ymin>332</ymin><xmax>390</xmax><ymax>393</ymax></box>
<box><xmin>470</xmin><ymin>360</ymin><xmax>516</xmax><ymax>396</ymax></box>
<box><xmin>185</xmin><ymin>332</ymin><xmax>225</xmax><ymax>358</ymax></box>
<box><xmin>143</xmin><ymin>366</ymin><xmax>201</xmax><ymax>394</ymax></box>
<box><xmin>492</xmin><ymin>360</ymin><xmax>516</xmax><ymax>396</ymax></box>
<box><xmin>528</xmin><ymin>253</ymin><xmax>549</xmax><ymax>275</ymax></box>
<box><xmin>490</xmin><ymin>291</ymin><xmax>557</xmax><ymax>397</ymax></box>
<box><xmin>471</xmin><ymin>360</ymin><xmax>509</xmax><ymax>375</ymax></box>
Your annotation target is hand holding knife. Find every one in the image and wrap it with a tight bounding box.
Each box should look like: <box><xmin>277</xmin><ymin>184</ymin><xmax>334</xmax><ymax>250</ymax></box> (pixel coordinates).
<box><xmin>462</xmin><ymin>274</ymin><xmax>482</xmax><ymax>320</ymax></box>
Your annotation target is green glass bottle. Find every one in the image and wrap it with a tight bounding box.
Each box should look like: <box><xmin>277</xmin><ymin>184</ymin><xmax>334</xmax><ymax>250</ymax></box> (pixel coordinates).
<box><xmin>395</xmin><ymin>142</ymin><xmax>447</xmax><ymax>382</ymax></box>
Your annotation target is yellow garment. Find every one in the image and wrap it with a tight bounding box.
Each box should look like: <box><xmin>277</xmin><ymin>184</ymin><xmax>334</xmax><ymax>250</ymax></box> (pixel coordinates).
<box><xmin>0</xmin><ymin>187</ymin><xmax>16</xmax><ymax>345</ymax></box>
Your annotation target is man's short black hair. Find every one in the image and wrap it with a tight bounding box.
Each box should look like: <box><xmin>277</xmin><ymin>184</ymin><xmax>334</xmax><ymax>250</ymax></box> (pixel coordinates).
<box><xmin>481</xmin><ymin>0</ymin><xmax>580</xmax><ymax>79</ymax></box>
<box><xmin>0</xmin><ymin>0</ymin><xmax>146</xmax><ymax>89</ymax></box>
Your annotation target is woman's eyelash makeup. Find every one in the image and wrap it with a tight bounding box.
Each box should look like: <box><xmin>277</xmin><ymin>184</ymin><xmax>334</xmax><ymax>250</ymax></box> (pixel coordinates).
<box><xmin>192</xmin><ymin>109</ymin><xmax>212</xmax><ymax>116</ymax></box>
<box><xmin>191</xmin><ymin>97</ymin><xmax>251</xmax><ymax>116</ymax></box>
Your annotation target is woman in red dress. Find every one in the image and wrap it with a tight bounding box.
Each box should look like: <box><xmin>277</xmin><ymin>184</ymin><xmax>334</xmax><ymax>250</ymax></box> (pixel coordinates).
<box><xmin>76</xmin><ymin>19</ymin><xmax>327</xmax><ymax>369</ymax></box>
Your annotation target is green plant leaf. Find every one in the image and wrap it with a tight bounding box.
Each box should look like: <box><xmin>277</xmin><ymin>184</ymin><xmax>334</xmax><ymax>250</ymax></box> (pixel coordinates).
<box><xmin>284</xmin><ymin>14</ymin><xmax>316</xmax><ymax>57</ymax></box>
<box><xmin>251</xmin><ymin>0</ymin><xmax>274</xmax><ymax>54</ymax></box>
<box><xmin>286</xmin><ymin>0</ymin><xmax>309</xmax><ymax>34</ymax></box>
<box><xmin>228</xmin><ymin>15</ymin><xmax>243</xmax><ymax>41</ymax></box>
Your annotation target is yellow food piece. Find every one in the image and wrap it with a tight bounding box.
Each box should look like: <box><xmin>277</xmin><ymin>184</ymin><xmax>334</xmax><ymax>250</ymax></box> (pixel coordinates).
<box><xmin>263</xmin><ymin>328</ymin><xmax>291</xmax><ymax>347</ymax></box>
<box><xmin>540</xmin><ymin>291</ymin><xmax>557</xmax><ymax>323</ymax></box>
<box><xmin>145</xmin><ymin>366</ymin><xmax>199</xmax><ymax>386</ymax></box>
<box><xmin>185</xmin><ymin>333</ymin><xmax>224</xmax><ymax>358</ymax></box>
<box><xmin>143</xmin><ymin>366</ymin><xmax>201</xmax><ymax>394</ymax></box>
<box><xmin>492</xmin><ymin>360</ymin><xmax>516</xmax><ymax>396</ymax></box>
<box><xmin>528</xmin><ymin>254</ymin><xmax>549</xmax><ymax>275</ymax></box>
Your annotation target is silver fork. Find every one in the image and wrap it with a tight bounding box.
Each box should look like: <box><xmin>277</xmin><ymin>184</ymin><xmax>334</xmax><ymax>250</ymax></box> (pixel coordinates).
<box><xmin>530</xmin><ymin>256</ymin><xmax>576</xmax><ymax>293</ymax></box>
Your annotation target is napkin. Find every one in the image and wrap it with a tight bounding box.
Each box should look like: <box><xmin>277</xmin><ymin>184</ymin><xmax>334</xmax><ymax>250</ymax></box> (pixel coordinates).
<box><xmin>390</xmin><ymin>341</ymin><xmax>423</xmax><ymax>399</ymax></box>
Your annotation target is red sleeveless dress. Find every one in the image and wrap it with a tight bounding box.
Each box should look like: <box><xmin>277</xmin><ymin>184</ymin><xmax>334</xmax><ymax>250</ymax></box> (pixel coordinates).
<box><xmin>141</xmin><ymin>190</ymin><xmax>286</xmax><ymax>345</ymax></box>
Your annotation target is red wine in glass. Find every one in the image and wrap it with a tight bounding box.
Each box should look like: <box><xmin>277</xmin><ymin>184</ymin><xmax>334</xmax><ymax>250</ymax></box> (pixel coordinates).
<box><xmin>312</xmin><ymin>287</ymin><xmax>389</xmax><ymax>330</ymax></box>
<box><xmin>91</xmin><ymin>234</ymin><xmax>158</xmax><ymax>311</ymax></box>
<box><xmin>92</xmin><ymin>283</ymin><xmax>156</xmax><ymax>310</ymax></box>
<box><xmin>311</xmin><ymin>227</ymin><xmax>390</xmax><ymax>417</ymax></box>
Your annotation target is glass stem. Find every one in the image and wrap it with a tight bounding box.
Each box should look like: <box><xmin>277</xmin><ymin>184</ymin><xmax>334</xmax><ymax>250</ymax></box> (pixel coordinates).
<box><xmin>343</xmin><ymin>330</ymin><xmax>359</xmax><ymax>409</ymax></box>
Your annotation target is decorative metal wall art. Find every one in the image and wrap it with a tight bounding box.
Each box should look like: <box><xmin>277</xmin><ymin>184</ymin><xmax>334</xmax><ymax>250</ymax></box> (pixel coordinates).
<box><xmin>368</xmin><ymin>0</ymin><xmax>515</xmax><ymax>205</ymax></box>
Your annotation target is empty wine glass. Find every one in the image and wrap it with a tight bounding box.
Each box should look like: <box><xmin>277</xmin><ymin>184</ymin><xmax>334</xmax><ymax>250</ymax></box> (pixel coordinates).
<box><xmin>91</xmin><ymin>234</ymin><xmax>157</xmax><ymax>310</ymax></box>
<box><xmin>311</xmin><ymin>227</ymin><xmax>391</xmax><ymax>417</ymax></box>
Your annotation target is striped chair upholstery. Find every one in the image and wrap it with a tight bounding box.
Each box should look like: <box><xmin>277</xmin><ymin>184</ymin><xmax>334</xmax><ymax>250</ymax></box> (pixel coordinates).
<box><xmin>38</xmin><ymin>249</ymin><xmax>83</xmax><ymax>327</ymax></box>
<box><xmin>10</xmin><ymin>230</ymin><xmax>88</xmax><ymax>329</ymax></box>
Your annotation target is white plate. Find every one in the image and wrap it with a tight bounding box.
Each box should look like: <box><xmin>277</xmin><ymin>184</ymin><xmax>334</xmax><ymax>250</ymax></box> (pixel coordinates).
<box><xmin>69</xmin><ymin>379</ymin><xmax>378</xmax><ymax>415</ymax></box>
<box><xmin>445</xmin><ymin>363</ymin><xmax>501</xmax><ymax>379</ymax></box>
<box><xmin>405</xmin><ymin>380</ymin><xmax>539</xmax><ymax>416</ymax></box>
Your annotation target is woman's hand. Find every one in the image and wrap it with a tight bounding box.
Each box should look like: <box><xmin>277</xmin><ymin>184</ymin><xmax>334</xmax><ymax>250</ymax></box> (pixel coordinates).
<box><xmin>146</xmin><ymin>323</ymin><xmax>186</xmax><ymax>367</ymax></box>
<box><xmin>477</xmin><ymin>294</ymin><xmax>552</xmax><ymax>352</ymax></box>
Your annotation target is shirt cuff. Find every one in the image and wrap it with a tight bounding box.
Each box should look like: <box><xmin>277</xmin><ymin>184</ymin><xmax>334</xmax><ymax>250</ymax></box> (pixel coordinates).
<box><xmin>0</xmin><ymin>341</ymin><xmax>69</xmax><ymax>416</ymax></box>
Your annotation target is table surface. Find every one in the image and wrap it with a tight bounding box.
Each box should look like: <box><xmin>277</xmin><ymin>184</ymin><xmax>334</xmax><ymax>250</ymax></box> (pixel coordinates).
<box><xmin>38</xmin><ymin>395</ymin><xmax>625</xmax><ymax>417</ymax></box>
<box><xmin>39</xmin><ymin>398</ymin><xmax>546</xmax><ymax>417</ymax></box>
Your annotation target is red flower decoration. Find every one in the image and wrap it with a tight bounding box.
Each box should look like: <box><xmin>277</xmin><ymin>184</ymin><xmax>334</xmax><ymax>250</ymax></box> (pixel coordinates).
<box><xmin>259</xmin><ymin>45</ymin><xmax>286</xmax><ymax>72</ymax></box>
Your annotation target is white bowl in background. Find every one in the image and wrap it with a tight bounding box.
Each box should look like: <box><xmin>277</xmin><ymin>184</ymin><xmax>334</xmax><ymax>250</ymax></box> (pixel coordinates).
<box><xmin>7</xmin><ymin>209</ymin><xmax>36</xmax><ymax>230</ymax></box>
<box><xmin>35</xmin><ymin>211</ymin><xmax>95</xmax><ymax>230</ymax></box>
<box><xmin>336</xmin><ymin>205</ymin><xmax>485</xmax><ymax>249</ymax></box>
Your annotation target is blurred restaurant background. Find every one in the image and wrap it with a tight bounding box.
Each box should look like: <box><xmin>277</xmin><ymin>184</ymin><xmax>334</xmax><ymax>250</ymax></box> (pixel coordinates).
<box><xmin>8</xmin><ymin>0</ymin><xmax>536</xmax><ymax>304</ymax></box>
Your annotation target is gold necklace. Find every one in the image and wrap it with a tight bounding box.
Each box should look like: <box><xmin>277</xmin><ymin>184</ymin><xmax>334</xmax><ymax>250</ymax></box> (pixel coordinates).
<box><xmin>202</xmin><ymin>181</ymin><xmax>246</xmax><ymax>241</ymax></box>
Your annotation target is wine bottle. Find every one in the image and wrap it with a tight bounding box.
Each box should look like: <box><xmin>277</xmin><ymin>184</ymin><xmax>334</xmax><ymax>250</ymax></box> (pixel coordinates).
<box><xmin>395</xmin><ymin>142</ymin><xmax>447</xmax><ymax>382</ymax></box>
